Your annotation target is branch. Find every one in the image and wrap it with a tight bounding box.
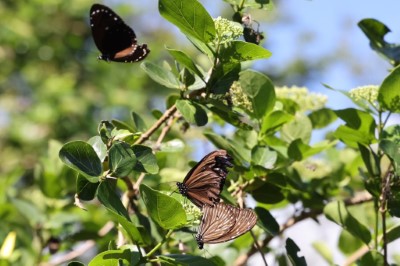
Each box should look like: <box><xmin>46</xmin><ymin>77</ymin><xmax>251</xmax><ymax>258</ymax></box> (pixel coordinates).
<box><xmin>234</xmin><ymin>192</ymin><xmax>374</xmax><ymax>265</ymax></box>
<box><xmin>134</xmin><ymin>104</ymin><xmax>177</xmax><ymax>145</ymax></box>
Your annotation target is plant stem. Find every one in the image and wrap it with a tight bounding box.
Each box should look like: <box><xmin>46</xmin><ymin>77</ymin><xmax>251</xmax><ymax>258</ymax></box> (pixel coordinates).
<box><xmin>145</xmin><ymin>229</ymin><xmax>174</xmax><ymax>259</ymax></box>
<box><xmin>134</xmin><ymin>105</ymin><xmax>177</xmax><ymax>145</ymax></box>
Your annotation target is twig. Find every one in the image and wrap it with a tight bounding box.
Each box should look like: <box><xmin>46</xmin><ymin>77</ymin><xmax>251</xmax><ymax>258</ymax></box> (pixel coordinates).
<box><xmin>234</xmin><ymin>193</ymin><xmax>374</xmax><ymax>265</ymax></box>
<box><xmin>40</xmin><ymin>222</ymin><xmax>115</xmax><ymax>266</ymax></box>
<box><xmin>380</xmin><ymin>171</ymin><xmax>392</xmax><ymax>266</ymax></box>
<box><xmin>134</xmin><ymin>104</ymin><xmax>177</xmax><ymax>145</ymax></box>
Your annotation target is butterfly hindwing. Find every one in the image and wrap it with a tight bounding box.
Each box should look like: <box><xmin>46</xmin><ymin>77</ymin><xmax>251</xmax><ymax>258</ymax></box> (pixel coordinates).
<box><xmin>89</xmin><ymin>4</ymin><xmax>149</xmax><ymax>62</ymax></box>
<box><xmin>195</xmin><ymin>203</ymin><xmax>257</xmax><ymax>249</ymax></box>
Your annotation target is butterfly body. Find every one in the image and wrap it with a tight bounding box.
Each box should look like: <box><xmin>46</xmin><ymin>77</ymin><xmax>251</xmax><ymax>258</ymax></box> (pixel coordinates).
<box><xmin>90</xmin><ymin>4</ymin><xmax>150</xmax><ymax>63</ymax></box>
<box><xmin>196</xmin><ymin>203</ymin><xmax>257</xmax><ymax>249</ymax></box>
<box><xmin>177</xmin><ymin>150</ymin><xmax>233</xmax><ymax>208</ymax></box>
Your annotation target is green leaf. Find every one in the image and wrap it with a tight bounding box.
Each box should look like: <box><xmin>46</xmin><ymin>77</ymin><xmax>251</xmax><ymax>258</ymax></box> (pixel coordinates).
<box><xmin>251</xmin><ymin>146</ymin><xmax>277</xmax><ymax>170</ymax></box>
<box><xmin>261</xmin><ymin>110</ymin><xmax>293</xmax><ymax>135</ymax></box>
<box><xmin>380</xmin><ymin>140</ymin><xmax>400</xmax><ymax>176</ymax></box>
<box><xmin>359</xmin><ymin>251</ymin><xmax>385</xmax><ymax>266</ymax></box>
<box><xmin>111</xmin><ymin>119</ymin><xmax>135</xmax><ymax>132</ymax></box>
<box><xmin>281</xmin><ymin>113</ymin><xmax>312</xmax><ymax>144</ymax></box>
<box><xmin>206</xmin><ymin>99</ymin><xmax>252</xmax><ymax>130</ymax></box>
<box><xmin>252</xmin><ymin>183</ymin><xmax>284</xmax><ymax>204</ymax></box>
<box><xmin>88</xmin><ymin>136</ymin><xmax>107</xmax><ymax>162</ymax></box>
<box><xmin>220</xmin><ymin>41</ymin><xmax>271</xmax><ymax>63</ymax></box>
<box><xmin>88</xmin><ymin>249</ymin><xmax>140</xmax><ymax>266</ymax></box>
<box><xmin>358</xmin><ymin>19</ymin><xmax>400</xmax><ymax>65</ymax></box>
<box><xmin>132</xmin><ymin>145</ymin><xmax>159</xmax><ymax>174</ymax></box>
<box><xmin>209</xmin><ymin>62</ymin><xmax>241</xmax><ymax>94</ymax></box>
<box><xmin>312</xmin><ymin>242</ymin><xmax>333</xmax><ymax>265</ymax></box>
<box><xmin>333</xmin><ymin>108</ymin><xmax>377</xmax><ymax>147</ymax></box>
<box><xmin>141</xmin><ymin>62</ymin><xmax>181</xmax><ymax>89</ymax></box>
<box><xmin>140</xmin><ymin>184</ymin><xmax>186</xmax><ymax>230</ymax></box>
<box><xmin>109</xmin><ymin>142</ymin><xmax>137</xmax><ymax>177</ymax></box>
<box><xmin>379</xmin><ymin>64</ymin><xmax>400</xmax><ymax>112</ymax></box>
<box><xmin>285</xmin><ymin>238</ymin><xmax>307</xmax><ymax>266</ymax></box>
<box><xmin>131</xmin><ymin>111</ymin><xmax>147</xmax><ymax>132</ymax></box>
<box><xmin>224</xmin><ymin>0</ymin><xmax>275</xmax><ymax>11</ymax></box>
<box><xmin>98</xmin><ymin>120</ymin><xmax>115</xmax><ymax>144</ymax></box>
<box><xmin>97</xmin><ymin>180</ymin><xmax>130</xmax><ymax>221</ymax></box>
<box><xmin>159</xmin><ymin>0</ymin><xmax>216</xmax><ymax>43</ymax></box>
<box><xmin>239</xmin><ymin>70</ymin><xmax>275</xmax><ymax>119</ymax></box>
<box><xmin>159</xmin><ymin>254</ymin><xmax>217</xmax><ymax>266</ymax></box>
<box><xmin>324</xmin><ymin>201</ymin><xmax>371</xmax><ymax>244</ymax></box>
<box><xmin>287</xmin><ymin>139</ymin><xmax>331</xmax><ymax>161</ymax></box>
<box><xmin>358</xmin><ymin>144</ymin><xmax>380</xmax><ymax>179</ymax></box>
<box><xmin>97</xmin><ymin>181</ymin><xmax>145</xmax><ymax>244</ymax></box>
<box><xmin>308</xmin><ymin>108</ymin><xmax>337</xmax><ymax>129</ymax></box>
<box><xmin>387</xmin><ymin>224</ymin><xmax>400</xmax><ymax>244</ymax></box>
<box><xmin>59</xmin><ymin>141</ymin><xmax>102</xmax><ymax>181</ymax></box>
<box><xmin>76</xmin><ymin>175</ymin><xmax>99</xmax><ymax>201</ymax></box>
<box><xmin>254</xmin><ymin>206</ymin><xmax>279</xmax><ymax>235</ymax></box>
<box><xmin>176</xmin><ymin>99</ymin><xmax>208</xmax><ymax>126</ymax></box>
<box><xmin>167</xmin><ymin>48</ymin><xmax>204</xmax><ymax>79</ymax></box>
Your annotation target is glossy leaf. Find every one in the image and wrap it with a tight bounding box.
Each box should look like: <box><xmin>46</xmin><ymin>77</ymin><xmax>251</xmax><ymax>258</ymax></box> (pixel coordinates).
<box><xmin>159</xmin><ymin>254</ymin><xmax>217</xmax><ymax>266</ymax></box>
<box><xmin>281</xmin><ymin>114</ymin><xmax>312</xmax><ymax>144</ymax></box>
<box><xmin>88</xmin><ymin>249</ymin><xmax>140</xmax><ymax>266</ymax></box>
<box><xmin>88</xmin><ymin>136</ymin><xmax>107</xmax><ymax>163</ymax></box>
<box><xmin>206</xmin><ymin>99</ymin><xmax>252</xmax><ymax>130</ymax></box>
<box><xmin>308</xmin><ymin>108</ymin><xmax>337</xmax><ymax>129</ymax></box>
<box><xmin>359</xmin><ymin>251</ymin><xmax>385</xmax><ymax>266</ymax></box>
<box><xmin>286</xmin><ymin>238</ymin><xmax>307</xmax><ymax>266</ymax></box>
<box><xmin>140</xmin><ymin>184</ymin><xmax>187</xmax><ymax>230</ymax></box>
<box><xmin>176</xmin><ymin>99</ymin><xmax>208</xmax><ymax>126</ymax></box>
<box><xmin>167</xmin><ymin>48</ymin><xmax>204</xmax><ymax>79</ymax></box>
<box><xmin>59</xmin><ymin>141</ymin><xmax>102</xmax><ymax>181</ymax></box>
<box><xmin>97</xmin><ymin>181</ymin><xmax>145</xmax><ymax>244</ymax></box>
<box><xmin>109</xmin><ymin>142</ymin><xmax>137</xmax><ymax>177</ymax></box>
<box><xmin>220</xmin><ymin>41</ymin><xmax>271</xmax><ymax>63</ymax></box>
<box><xmin>239</xmin><ymin>70</ymin><xmax>275</xmax><ymax>120</ymax></box>
<box><xmin>76</xmin><ymin>175</ymin><xmax>99</xmax><ymax>201</ymax></box>
<box><xmin>254</xmin><ymin>206</ymin><xmax>279</xmax><ymax>235</ymax></box>
<box><xmin>261</xmin><ymin>110</ymin><xmax>293</xmax><ymax>135</ymax></box>
<box><xmin>252</xmin><ymin>183</ymin><xmax>284</xmax><ymax>204</ymax></box>
<box><xmin>251</xmin><ymin>146</ymin><xmax>277</xmax><ymax>170</ymax></box>
<box><xmin>380</xmin><ymin>140</ymin><xmax>400</xmax><ymax>176</ymax></box>
<box><xmin>131</xmin><ymin>111</ymin><xmax>147</xmax><ymax>132</ymax></box>
<box><xmin>358</xmin><ymin>19</ymin><xmax>400</xmax><ymax>65</ymax></box>
<box><xmin>333</xmin><ymin>108</ymin><xmax>376</xmax><ymax>147</ymax></box>
<box><xmin>378</xmin><ymin>65</ymin><xmax>400</xmax><ymax>113</ymax></box>
<box><xmin>288</xmin><ymin>139</ymin><xmax>332</xmax><ymax>161</ymax></box>
<box><xmin>141</xmin><ymin>62</ymin><xmax>181</xmax><ymax>89</ymax></box>
<box><xmin>159</xmin><ymin>0</ymin><xmax>215</xmax><ymax>43</ymax></box>
<box><xmin>324</xmin><ymin>201</ymin><xmax>371</xmax><ymax>244</ymax></box>
<box><xmin>132</xmin><ymin>145</ymin><xmax>159</xmax><ymax>174</ymax></box>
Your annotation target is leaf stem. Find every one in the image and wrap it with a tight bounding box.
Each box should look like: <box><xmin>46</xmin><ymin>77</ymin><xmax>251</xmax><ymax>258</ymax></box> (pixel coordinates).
<box><xmin>145</xmin><ymin>229</ymin><xmax>174</xmax><ymax>259</ymax></box>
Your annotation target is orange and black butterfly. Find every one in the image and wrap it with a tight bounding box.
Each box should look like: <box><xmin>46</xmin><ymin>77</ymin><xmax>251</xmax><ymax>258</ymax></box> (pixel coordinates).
<box><xmin>177</xmin><ymin>150</ymin><xmax>233</xmax><ymax>208</ymax></box>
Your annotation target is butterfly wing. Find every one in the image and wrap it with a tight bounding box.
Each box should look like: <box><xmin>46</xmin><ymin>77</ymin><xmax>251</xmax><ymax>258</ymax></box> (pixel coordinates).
<box><xmin>205</xmin><ymin>206</ymin><xmax>257</xmax><ymax>244</ymax></box>
<box><xmin>89</xmin><ymin>4</ymin><xmax>149</xmax><ymax>62</ymax></box>
<box><xmin>177</xmin><ymin>150</ymin><xmax>233</xmax><ymax>208</ymax></box>
<box><xmin>195</xmin><ymin>203</ymin><xmax>237</xmax><ymax>249</ymax></box>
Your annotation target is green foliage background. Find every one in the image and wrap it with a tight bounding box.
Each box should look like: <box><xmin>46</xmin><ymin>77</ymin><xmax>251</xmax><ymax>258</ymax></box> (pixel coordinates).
<box><xmin>1</xmin><ymin>0</ymin><xmax>400</xmax><ymax>266</ymax></box>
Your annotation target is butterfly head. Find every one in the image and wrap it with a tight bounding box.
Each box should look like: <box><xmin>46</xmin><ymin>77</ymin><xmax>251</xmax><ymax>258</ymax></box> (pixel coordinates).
<box><xmin>176</xmin><ymin>182</ymin><xmax>188</xmax><ymax>196</ymax></box>
<box><xmin>195</xmin><ymin>234</ymin><xmax>204</xmax><ymax>249</ymax></box>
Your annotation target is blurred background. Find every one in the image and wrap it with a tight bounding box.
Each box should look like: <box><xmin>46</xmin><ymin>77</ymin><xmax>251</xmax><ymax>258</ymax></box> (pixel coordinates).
<box><xmin>1</xmin><ymin>0</ymin><xmax>399</xmax><ymax>265</ymax></box>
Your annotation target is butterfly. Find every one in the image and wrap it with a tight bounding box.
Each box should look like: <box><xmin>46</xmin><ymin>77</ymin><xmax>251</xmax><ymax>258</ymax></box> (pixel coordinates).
<box><xmin>177</xmin><ymin>150</ymin><xmax>233</xmax><ymax>208</ymax></box>
<box><xmin>89</xmin><ymin>3</ymin><xmax>150</xmax><ymax>62</ymax></box>
<box><xmin>196</xmin><ymin>203</ymin><xmax>257</xmax><ymax>249</ymax></box>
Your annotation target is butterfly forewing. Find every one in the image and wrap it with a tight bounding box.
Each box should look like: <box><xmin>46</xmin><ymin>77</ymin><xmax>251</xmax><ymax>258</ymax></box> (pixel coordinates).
<box><xmin>89</xmin><ymin>4</ymin><xmax>150</xmax><ymax>62</ymax></box>
<box><xmin>196</xmin><ymin>203</ymin><xmax>257</xmax><ymax>249</ymax></box>
<box><xmin>177</xmin><ymin>150</ymin><xmax>233</xmax><ymax>208</ymax></box>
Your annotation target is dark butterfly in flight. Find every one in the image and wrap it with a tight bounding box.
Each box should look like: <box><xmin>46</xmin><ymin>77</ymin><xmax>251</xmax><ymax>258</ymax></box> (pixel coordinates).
<box><xmin>242</xmin><ymin>14</ymin><xmax>264</xmax><ymax>45</ymax></box>
<box><xmin>177</xmin><ymin>150</ymin><xmax>233</xmax><ymax>208</ymax></box>
<box><xmin>90</xmin><ymin>3</ymin><xmax>150</xmax><ymax>62</ymax></box>
<box><xmin>196</xmin><ymin>203</ymin><xmax>257</xmax><ymax>249</ymax></box>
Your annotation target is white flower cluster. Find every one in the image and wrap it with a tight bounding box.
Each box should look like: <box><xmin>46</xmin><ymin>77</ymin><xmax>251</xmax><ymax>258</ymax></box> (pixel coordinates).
<box><xmin>213</xmin><ymin>16</ymin><xmax>243</xmax><ymax>44</ymax></box>
<box><xmin>276</xmin><ymin>86</ymin><xmax>328</xmax><ymax>111</ymax></box>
